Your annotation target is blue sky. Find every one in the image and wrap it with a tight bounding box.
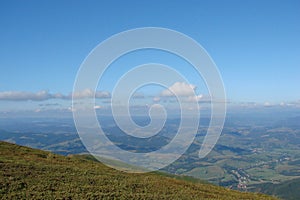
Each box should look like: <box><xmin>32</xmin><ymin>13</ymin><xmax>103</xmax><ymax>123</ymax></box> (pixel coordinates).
<box><xmin>0</xmin><ymin>0</ymin><xmax>299</xmax><ymax>112</ymax></box>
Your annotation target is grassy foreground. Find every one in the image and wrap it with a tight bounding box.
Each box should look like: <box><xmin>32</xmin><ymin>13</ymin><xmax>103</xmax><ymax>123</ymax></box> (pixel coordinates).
<box><xmin>0</xmin><ymin>141</ymin><xmax>277</xmax><ymax>199</ymax></box>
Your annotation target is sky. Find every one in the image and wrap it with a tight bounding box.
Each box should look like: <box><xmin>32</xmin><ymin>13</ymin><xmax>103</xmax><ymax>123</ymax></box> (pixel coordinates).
<box><xmin>0</xmin><ymin>0</ymin><xmax>299</xmax><ymax>113</ymax></box>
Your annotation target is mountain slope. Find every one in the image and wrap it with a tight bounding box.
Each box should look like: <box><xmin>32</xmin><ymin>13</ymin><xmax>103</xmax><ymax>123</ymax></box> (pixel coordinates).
<box><xmin>0</xmin><ymin>141</ymin><xmax>277</xmax><ymax>199</ymax></box>
<box><xmin>252</xmin><ymin>178</ymin><xmax>300</xmax><ymax>200</ymax></box>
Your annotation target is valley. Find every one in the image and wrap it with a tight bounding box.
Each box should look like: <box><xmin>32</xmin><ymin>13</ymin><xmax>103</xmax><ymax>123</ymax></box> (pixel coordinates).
<box><xmin>0</xmin><ymin>110</ymin><xmax>299</xmax><ymax>199</ymax></box>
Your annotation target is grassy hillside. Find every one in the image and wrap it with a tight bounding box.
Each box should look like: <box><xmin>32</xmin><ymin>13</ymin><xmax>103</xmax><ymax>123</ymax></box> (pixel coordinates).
<box><xmin>0</xmin><ymin>141</ymin><xmax>277</xmax><ymax>200</ymax></box>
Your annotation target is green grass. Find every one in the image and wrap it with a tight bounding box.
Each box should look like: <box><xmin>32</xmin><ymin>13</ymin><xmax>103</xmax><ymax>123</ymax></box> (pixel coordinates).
<box><xmin>0</xmin><ymin>141</ymin><xmax>278</xmax><ymax>199</ymax></box>
<box><xmin>251</xmin><ymin>178</ymin><xmax>300</xmax><ymax>200</ymax></box>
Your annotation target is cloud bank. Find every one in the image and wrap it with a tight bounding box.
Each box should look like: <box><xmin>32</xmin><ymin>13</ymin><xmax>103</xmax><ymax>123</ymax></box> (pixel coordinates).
<box><xmin>0</xmin><ymin>89</ymin><xmax>111</xmax><ymax>101</ymax></box>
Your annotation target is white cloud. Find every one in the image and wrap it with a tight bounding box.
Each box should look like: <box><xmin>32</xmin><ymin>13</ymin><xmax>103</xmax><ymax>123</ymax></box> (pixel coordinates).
<box><xmin>187</xmin><ymin>94</ymin><xmax>203</xmax><ymax>102</ymax></box>
<box><xmin>153</xmin><ymin>96</ymin><xmax>161</xmax><ymax>102</ymax></box>
<box><xmin>264</xmin><ymin>102</ymin><xmax>273</xmax><ymax>107</ymax></box>
<box><xmin>72</xmin><ymin>89</ymin><xmax>110</xmax><ymax>99</ymax></box>
<box><xmin>161</xmin><ymin>82</ymin><xmax>196</xmax><ymax>97</ymax></box>
<box><xmin>150</xmin><ymin>103</ymin><xmax>163</xmax><ymax>109</ymax></box>
<box><xmin>34</xmin><ymin>108</ymin><xmax>41</xmax><ymax>113</ymax></box>
<box><xmin>157</xmin><ymin>82</ymin><xmax>215</xmax><ymax>104</ymax></box>
<box><xmin>68</xmin><ymin>107</ymin><xmax>76</xmax><ymax>112</ymax></box>
<box><xmin>132</xmin><ymin>92</ymin><xmax>145</xmax><ymax>99</ymax></box>
<box><xmin>283</xmin><ymin>100</ymin><xmax>300</xmax><ymax>108</ymax></box>
<box><xmin>0</xmin><ymin>89</ymin><xmax>111</xmax><ymax>101</ymax></box>
<box><xmin>95</xmin><ymin>91</ymin><xmax>110</xmax><ymax>98</ymax></box>
<box><xmin>94</xmin><ymin>105</ymin><xmax>102</xmax><ymax>109</ymax></box>
<box><xmin>0</xmin><ymin>90</ymin><xmax>59</xmax><ymax>101</ymax></box>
